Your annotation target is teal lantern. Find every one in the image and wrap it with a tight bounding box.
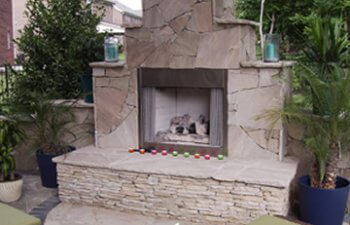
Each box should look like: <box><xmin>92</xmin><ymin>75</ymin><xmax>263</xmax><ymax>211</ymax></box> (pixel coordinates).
<box><xmin>104</xmin><ymin>36</ymin><xmax>119</xmax><ymax>62</ymax></box>
<box><xmin>264</xmin><ymin>34</ymin><xmax>280</xmax><ymax>62</ymax></box>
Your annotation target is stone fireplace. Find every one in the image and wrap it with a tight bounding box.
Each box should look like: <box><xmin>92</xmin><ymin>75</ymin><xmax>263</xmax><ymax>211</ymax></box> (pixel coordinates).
<box><xmin>54</xmin><ymin>0</ymin><xmax>299</xmax><ymax>224</ymax></box>
<box><xmin>89</xmin><ymin>2</ymin><xmax>293</xmax><ymax>159</ymax></box>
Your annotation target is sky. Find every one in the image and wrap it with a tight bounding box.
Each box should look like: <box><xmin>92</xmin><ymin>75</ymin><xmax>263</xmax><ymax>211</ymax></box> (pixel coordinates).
<box><xmin>118</xmin><ymin>0</ymin><xmax>142</xmax><ymax>10</ymax></box>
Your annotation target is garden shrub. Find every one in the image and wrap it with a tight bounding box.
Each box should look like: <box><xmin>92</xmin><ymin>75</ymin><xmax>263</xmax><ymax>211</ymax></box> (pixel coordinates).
<box><xmin>236</xmin><ymin>0</ymin><xmax>350</xmax><ymax>55</ymax></box>
<box><xmin>16</xmin><ymin>0</ymin><xmax>105</xmax><ymax>99</ymax></box>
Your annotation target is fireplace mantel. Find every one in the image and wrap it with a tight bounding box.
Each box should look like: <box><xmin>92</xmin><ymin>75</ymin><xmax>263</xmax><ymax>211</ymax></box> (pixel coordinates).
<box><xmin>139</xmin><ymin>68</ymin><xmax>226</xmax><ymax>88</ymax></box>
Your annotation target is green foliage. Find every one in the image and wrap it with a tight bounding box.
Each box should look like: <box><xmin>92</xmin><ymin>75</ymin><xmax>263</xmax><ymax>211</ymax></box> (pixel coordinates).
<box><xmin>299</xmin><ymin>17</ymin><xmax>349</xmax><ymax>116</ymax></box>
<box><xmin>304</xmin><ymin>67</ymin><xmax>349</xmax><ymax>182</ymax></box>
<box><xmin>302</xmin><ymin>17</ymin><xmax>349</xmax><ymax>75</ymax></box>
<box><xmin>16</xmin><ymin>0</ymin><xmax>105</xmax><ymax>99</ymax></box>
<box><xmin>236</xmin><ymin>0</ymin><xmax>350</xmax><ymax>53</ymax></box>
<box><xmin>13</xmin><ymin>92</ymin><xmax>77</xmax><ymax>155</ymax></box>
<box><xmin>236</xmin><ymin>0</ymin><xmax>312</xmax><ymax>49</ymax></box>
<box><xmin>261</xmin><ymin>16</ymin><xmax>350</xmax><ymax>188</ymax></box>
<box><xmin>263</xmin><ymin>66</ymin><xmax>350</xmax><ymax>186</ymax></box>
<box><xmin>0</xmin><ymin>118</ymin><xmax>24</xmax><ymax>182</ymax></box>
<box><xmin>294</xmin><ymin>0</ymin><xmax>350</xmax><ymax>22</ymax></box>
<box><xmin>237</xmin><ymin>0</ymin><xmax>311</xmax><ymax>31</ymax></box>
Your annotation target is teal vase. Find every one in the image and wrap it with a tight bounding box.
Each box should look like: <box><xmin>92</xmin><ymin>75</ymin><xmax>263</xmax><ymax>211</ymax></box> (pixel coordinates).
<box><xmin>80</xmin><ymin>74</ymin><xmax>93</xmax><ymax>103</ymax></box>
<box><xmin>104</xmin><ymin>37</ymin><xmax>119</xmax><ymax>62</ymax></box>
<box><xmin>264</xmin><ymin>34</ymin><xmax>280</xmax><ymax>62</ymax></box>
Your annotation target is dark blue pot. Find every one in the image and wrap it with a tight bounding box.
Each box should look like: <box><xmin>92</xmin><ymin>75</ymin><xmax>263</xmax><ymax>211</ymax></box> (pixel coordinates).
<box><xmin>299</xmin><ymin>175</ymin><xmax>350</xmax><ymax>225</ymax></box>
<box><xmin>80</xmin><ymin>74</ymin><xmax>93</xmax><ymax>103</ymax></box>
<box><xmin>36</xmin><ymin>147</ymin><xmax>76</xmax><ymax>188</ymax></box>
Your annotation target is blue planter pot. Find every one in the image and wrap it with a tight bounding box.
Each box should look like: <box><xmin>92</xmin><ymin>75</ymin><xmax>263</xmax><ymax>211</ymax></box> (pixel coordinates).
<box><xmin>80</xmin><ymin>74</ymin><xmax>93</xmax><ymax>103</ymax></box>
<box><xmin>299</xmin><ymin>175</ymin><xmax>350</xmax><ymax>225</ymax></box>
<box><xmin>36</xmin><ymin>147</ymin><xmax>76</xmax><ymax>188</ymax></box>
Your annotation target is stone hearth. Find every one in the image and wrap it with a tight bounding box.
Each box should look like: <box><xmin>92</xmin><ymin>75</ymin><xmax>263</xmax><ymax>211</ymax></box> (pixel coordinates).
<box><xmin>54</xmin><ymin>146</ymin><xmax>298</xmax><ymax>225</ymax></box>
<box><xmin>54</xmin><ymin>0</ymin><xmax>299</xmax><ymax>224</ymax></box>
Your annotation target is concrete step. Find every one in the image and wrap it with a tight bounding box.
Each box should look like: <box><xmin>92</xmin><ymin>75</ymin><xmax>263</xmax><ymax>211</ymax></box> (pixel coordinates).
<box><xmin>45</xmin><ymin>203</ymin><xmax>213</xmax><ymax>225</ymax></box>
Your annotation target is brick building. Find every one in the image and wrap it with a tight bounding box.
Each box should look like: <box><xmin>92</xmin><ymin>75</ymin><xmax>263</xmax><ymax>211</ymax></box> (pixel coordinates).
<box><xmin>0</xmin><ymin>0</ymin><xmax>14</xmax><ymax>65</ymax></box>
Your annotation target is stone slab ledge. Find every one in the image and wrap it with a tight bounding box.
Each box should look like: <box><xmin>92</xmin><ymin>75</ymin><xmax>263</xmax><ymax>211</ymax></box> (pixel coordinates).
<box><xmin>53</xmin><ymin>99</ymin><xmax>94</xmax><ymax>108</ymax></box>
<box><xmin>89</xmin><ymin>61</ymin><xmax>126</xmax><ymax>68</ymax></box>
<box><xmin>241</xmin><ymin>61</ymin><xmax>295</xmax><ymax>68</ymax></box>
<box><xmin>214</xmin><ymin>17</ymin><xmax>260</xmax><ymax>27</ymax></box>
<box><xmin>54</xmin><ymin>145</ymin><xmax>298</xmax><ymax>188</ymax></box>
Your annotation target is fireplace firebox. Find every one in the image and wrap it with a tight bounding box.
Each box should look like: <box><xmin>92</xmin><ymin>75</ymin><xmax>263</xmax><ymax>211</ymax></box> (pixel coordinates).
<box><xmin>138</xmin><ymin>68</ymin><xmax>227</xmax><ymax>156</ymax></box>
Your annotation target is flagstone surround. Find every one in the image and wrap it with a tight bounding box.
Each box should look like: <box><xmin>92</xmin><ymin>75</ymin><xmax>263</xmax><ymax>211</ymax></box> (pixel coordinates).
<box><xmin>90</xmin><ymin>0</ymin><xmax>294</xmax><ymax>160</ymax></box>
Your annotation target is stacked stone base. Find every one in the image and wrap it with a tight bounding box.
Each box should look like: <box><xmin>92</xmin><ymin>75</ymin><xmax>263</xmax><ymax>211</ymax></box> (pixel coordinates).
<box><xmin>57</xmin><ymin>164</ymin><xmax>290</xmax><ymax>225</ymax></box>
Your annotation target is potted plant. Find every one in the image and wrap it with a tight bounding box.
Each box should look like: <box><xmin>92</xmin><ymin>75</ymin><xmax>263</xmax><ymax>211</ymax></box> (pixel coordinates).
<box><xmin>19</xmin><ymin>94</ymin><xmax>77</xmax><ymax>188</ymax></box>
<box><xmin>262</xmin><ymin>16</ymin><xmax>350</xmax><ymax>225</ymax></box>
<box><xmin>0</xmin><ymin>117</ymin><xmax>24</xmax><ymax>202</ymax></box>
<box><xmin>80</xmin><ymin>71</ymin><xmax>94</xmax><ymax>104</ymax></box>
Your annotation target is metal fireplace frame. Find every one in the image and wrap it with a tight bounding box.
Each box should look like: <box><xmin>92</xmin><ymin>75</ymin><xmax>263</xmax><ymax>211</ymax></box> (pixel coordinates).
<box><xmin>138</xmin><ymin>68</ymin><xmax>228</xmax><ymax>156</ymax></box>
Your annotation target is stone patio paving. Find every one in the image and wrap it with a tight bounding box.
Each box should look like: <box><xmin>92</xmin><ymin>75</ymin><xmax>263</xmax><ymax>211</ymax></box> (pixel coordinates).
<box><xmin>8</xmin><ymin>174</ymin><xmax>57</xmax><ymax>212</ymax></box>
<box><xmin>44</xmin><ymin>203</ymin><xmax>350</xmax><ymax>225</ymax></box>
<box><xmin>45</xmin><ymin>203</ymin><xmax>210</xmax><ymax>225</ymax></box>
<box><xmin>7</xmin><ymin>174</ymin><xmax>59</xmax><ymax>223</ymax></box>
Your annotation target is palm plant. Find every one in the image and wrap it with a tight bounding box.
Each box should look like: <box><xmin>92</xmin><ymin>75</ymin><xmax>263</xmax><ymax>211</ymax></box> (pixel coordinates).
<box><xmin>262</xmin><ymin>16</ymin><xmax>350</xmax><ymax>189</ymax></box>
<box><xmin>302</xmin><ymin>16</ymin><xmax>349</xmax><ymax>81</ymax></box>
<box><xmin>15</xmin><ymin>92</ymin><xmax>77</xmax><ymax>155</ymax></box>
<box><xmin>0</xmin><ymin>117</ymin><xmax>24</xmax><ymax>182</ymax></box>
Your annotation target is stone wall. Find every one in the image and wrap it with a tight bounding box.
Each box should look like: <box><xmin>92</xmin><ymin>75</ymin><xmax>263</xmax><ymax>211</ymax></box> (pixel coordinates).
<box><xmin>57</xmin><ymin>163</ymin><xmax>290</xmax><ymax>225</ymax></box>
<box><xmin>126</xmin><ymin>0</ymin><xmax>256</xmax><ymax>70</ymax></box>
<box><xmin>213</xmin><ymin>0</ymin><xmax>236</xmax><ymax>21</ymax></box>
<box><xmin>91</xmin><ymin>61</ymin><xmax>292</xmax><ymax>158</ymax></box>
<box><xmin>92</xmin><ymin>62</ymin><xmax>138</xmax><ymax>149</ymax></box>
<box><xmin>227</xmin><ymin>63</ymin><xmax>292</xmax><ymax>159</ymax></box>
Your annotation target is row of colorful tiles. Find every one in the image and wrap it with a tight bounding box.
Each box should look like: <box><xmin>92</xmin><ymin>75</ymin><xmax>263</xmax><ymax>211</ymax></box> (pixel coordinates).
<box><xmin>128</xmin><ymin>148</ymin><xmax>224</xmax><ymax>160</ymax></box>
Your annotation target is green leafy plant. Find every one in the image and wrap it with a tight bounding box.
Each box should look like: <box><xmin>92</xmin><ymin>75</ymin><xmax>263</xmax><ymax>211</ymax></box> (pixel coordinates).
<box><xmin>15</xmin><ymin>0</ymin><xmax>105</xmax><ymax>99</ymax></box>
<box><xmin>236</xmin><ymin>0</ymin><xmax>350</xmax><ymax>54</ymax></box>
<box><xmin>261</xmin><ymin>16</ymin><xmax>350</xmax><ymax>189</ymax></box>
<box><xmin>0</xmin><ymin>118</ymin><xmax>24</xmax><ymax>182</ymax></box>
<box><xmin>302</xmin><ymin>17</ymin><xmax>349</xmax><ymax>77</ymax></box>
<box><xmin>16</xmin><ymin>92</ymin><xmax>77</xmax><ymax>155</ymax></box>
<box><xmin>265</xmin><ymin>66</ymin><xmax>350</xmax><ymax>189</ymax></box>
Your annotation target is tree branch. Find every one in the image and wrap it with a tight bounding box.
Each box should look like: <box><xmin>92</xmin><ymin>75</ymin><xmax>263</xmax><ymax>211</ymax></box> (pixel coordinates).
<box><xmin>259</xmin><ymin>0</ymin><xmax>266</xmax><ymax>53</ymax></box>
<box><xmin>269</xmin><ymin>13</ymin><xmax>275</xmax><ymax>34</ymax></box>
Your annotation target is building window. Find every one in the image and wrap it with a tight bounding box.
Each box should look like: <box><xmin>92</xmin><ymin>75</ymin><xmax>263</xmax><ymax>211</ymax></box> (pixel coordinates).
<box><xmin>7</xmin><ymin>30</ymin><xmax>11</xmax><ymax>50</ymax></box>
